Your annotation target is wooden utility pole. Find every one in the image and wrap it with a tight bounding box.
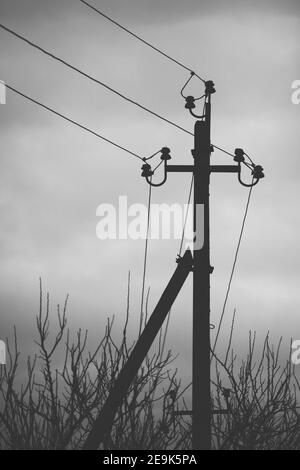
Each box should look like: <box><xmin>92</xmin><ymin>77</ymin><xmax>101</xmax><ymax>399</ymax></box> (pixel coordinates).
<box><xmin>192</xmin><ymin>97</ymin><xmax>211</xmax><ymax>450</ymax></box>
<box><xmin>83</xmin><ymin>79</ymin><xmax>263</xmax><ymax>451</ymax></box>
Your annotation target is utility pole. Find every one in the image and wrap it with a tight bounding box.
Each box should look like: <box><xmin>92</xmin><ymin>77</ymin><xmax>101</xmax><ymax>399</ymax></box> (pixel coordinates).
<box><xmin>192</xmin><ymin>96</ymin><xmax>212</xmax><ymax>450</ymax></box>
<box><xmin>83</xmin><ymin>80</ymin><xmax>264</xmax><ymax>451</ymax></box>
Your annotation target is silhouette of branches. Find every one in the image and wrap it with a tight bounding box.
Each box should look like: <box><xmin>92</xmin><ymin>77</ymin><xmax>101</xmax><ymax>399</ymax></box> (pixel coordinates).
<box><xmin>0</xmin><ymin>282</ymin><xmax>183</xmax><ymax>450</ymax></box>
<box><xmin>210</xmin><ymin>333</ymin><xmax>300</xmax><ymax>450</ymax></box>
<box><xmin>1</xmin><ymin>284</ymin><xmax>300</xmax><ymax>450</ymax></box>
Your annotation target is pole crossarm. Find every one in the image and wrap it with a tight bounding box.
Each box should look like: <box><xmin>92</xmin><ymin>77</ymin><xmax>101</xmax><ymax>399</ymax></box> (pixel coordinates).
<box><xmin>142</xmin><ymin>147</ymin><xmax>263</xmax><ymax>189</ymax></box>
<box><xmin>167</xmin><ymin>164</ymin><xmax>239</xmax><ymax>174</ymax></box>
<box><xmin>167</xmin><ymin>165</ymin><xmax>194</xmax><ymax>172</ymax></box>
<box><xmin>210</xmin><ymin>165</ymin><xmax>239</xmax><ymax>173</ymax></box>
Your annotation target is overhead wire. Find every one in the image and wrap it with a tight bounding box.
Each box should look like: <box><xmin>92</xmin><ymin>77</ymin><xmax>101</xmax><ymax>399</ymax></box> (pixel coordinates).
<box><xmin>1</xmin><ymin>24</ymin><xmax>255</xmax><ymax>160</ymax></box>
<box><xmin>3</xmin><ymin>7</ymin><xmax>261</xmax><ymax>364</ymax></box>
<box><xmin>212</xmin><ymin>144</ymin><xmax>235</xmax><ymax>158</ymax></box>
<box><xmin>143</xmin><ymin>149</ymin><xmax>163</xmax><ymax>162</ymax></box>
<box><xmin>5</xmin><ymin>83</ymin><xmax>144</xmax><ymax>161</ymax></box>
<box><xmin>211</xmin><ymin>181</ymin><xmax>254</xmax><ymax>359</ymax></box>
<box><xmin>244</xmin><ymin>151</ymin><xmax>255</xmax><ymax>166</ymax></box>
<box><xmin>0</xmin><ymin>22</ymin><xmax>258</xmax><ymax>172</ymax></box>
<box><xmin>153</xmin><ymin>159</ymin><xmax>164</xmax><ymax>172</ymax></box>
<box><xmin>79</xmin><ymin>0</ymin><xmax>206</xmax><ymax>84</ymax></box>
<box><xmin>178</xmin><ymin>175</ymin><xmax>194</xmax><ymax>257</ymax></box>
<box><xmin>0</xmin><ymin>23</ymin><xmax>193</xmax><ymax>138</ymax></box>
<box><xmin>6</xmin><ymin>82</ymin><xmax>159</xmax><ymax>343</ymax></box>
<box><xmin>138</xmin><ymin>179</ymin><xmax>152</xmax><ymax>337</ymax></box>
<box><xmin>212</xmin><ymin>144</ymin><xmax>255</xmax><ymax>168</ymax></box>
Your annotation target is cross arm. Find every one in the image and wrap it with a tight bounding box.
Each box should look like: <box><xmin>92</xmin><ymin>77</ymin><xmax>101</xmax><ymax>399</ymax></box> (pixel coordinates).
<box><xmin>166</xmin><ymin>164</ymin><xmax>239</xmax><ymax>173</ymax></box>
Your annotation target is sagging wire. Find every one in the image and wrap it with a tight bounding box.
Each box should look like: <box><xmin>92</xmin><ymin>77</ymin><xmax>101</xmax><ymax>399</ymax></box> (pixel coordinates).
<box><xmin>80</xmin><ymin>0</ymin><xmax>206</xmax><ymax>84</ymax></box>
<box><xmin>0</xmin><ymin>23</ymin><xmax>194</xmax><ymax>138</ymax></box>
<box><xmin>210</xmin><ymin>146</ymin><xmax>263</xmax><ymax>358</ymax></box>
<box><xmin>176</xmin><ymin>175</ymin><xmax>216</xmax><ymax>331</ymax></box>
<box><xmin>143</xmin><ymin>149</ymin><xmax>163</xmax><ymax>162</ymax></box>
<box><xmin>6</xmin><ymin>83</ymin><xmax>144</xmax><ymax>161</ymax></box>
<box><xmin>153</xmin><ymin>159</ymin><xmax>164</xmax><ymax>172</ymax></box>
<box><xmin>211</xmin><ymin>181</ymin><xmax>254</xmax><ymax>360</ymax></box>
<box><xmin>243</xmin><ymin>151</ymin><xmax>255</xmax><ymax>166</ymax></box>
<box><xmin>212</xmin><ymin>144</ymin><xmax>235</xmax><ymax>158</ymax></box>
<box><xmin>178</xmin><ymin>175</ymin><xmax>194</xmax><ymax>258</ymax></box>
<box><xmin>180</xmin><ymin>72</ymin><xmax>205</xmax><ymax>101</ymax></box>
<box><xmin>138</xmin><ymin>178</ymin><xmax>152</xmax><ymax>337</ymax></box>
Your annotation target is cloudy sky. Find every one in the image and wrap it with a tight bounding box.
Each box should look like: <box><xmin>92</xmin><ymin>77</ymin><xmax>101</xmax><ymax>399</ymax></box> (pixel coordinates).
<box><xmin>0</xmin><ymin>0</ymin><xmax>300</xmax><ymax>383</ymax></box>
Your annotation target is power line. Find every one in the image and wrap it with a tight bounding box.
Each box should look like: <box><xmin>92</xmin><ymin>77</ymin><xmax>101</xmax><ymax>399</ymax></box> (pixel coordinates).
<box><xmin>0</xmin><ymin>23</ymin><xmax>193</xmax><ymax>138</ymax></box>
<box><xmin>178</xmin><ymin>174</ymin><xmax>194</xmax><ymax>257</ymax></box>
<box><xmin>80</xmin><ymin>0</ymin><xmax>206</xmax><ymax>84</ymax></box>
<box><xmin>138</xmin><ymin>180</ymin><xmax>152</xmax><ymax>337</ymax></box>
<box><xmin>1</xmin><ymin>25</ymin><xmax>250</xmax><ymax>155</ymax></box>
<box><xmin>5</xmin><ymin>83</ymin><xmax>143</xmax><ymax>161</ymax></box>
<box><xmin>212</xmin><ymin>144</ymin><xmax>235</xmax><ymax>158</ymax></box>
<box><xmin>213</xmin><ymin>144</ymin><xmax>254</xmax><ymax>169</ymax></box>
<box><xmin>211</xmin><ymin>183</ymin><xmax>254</xmax><ymax>358</ymax></box>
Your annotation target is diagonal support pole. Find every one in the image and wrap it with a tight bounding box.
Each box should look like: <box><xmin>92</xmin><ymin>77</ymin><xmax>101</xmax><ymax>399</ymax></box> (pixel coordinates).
<box><xmin>83</xmin><ymin>249</ymin><xmax>193</xmax><ymax>450</ymax></box>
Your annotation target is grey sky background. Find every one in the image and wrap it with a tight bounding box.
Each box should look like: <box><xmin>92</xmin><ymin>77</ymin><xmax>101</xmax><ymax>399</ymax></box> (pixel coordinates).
<box><xmin>0</xmin><ymin>0</ymin><xmax>300</xmax><ymax>384</ymax></box>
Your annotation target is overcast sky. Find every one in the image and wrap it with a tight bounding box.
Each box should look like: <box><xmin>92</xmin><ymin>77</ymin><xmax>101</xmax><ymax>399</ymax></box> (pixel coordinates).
<box><xmin>0</xmin><ymin>0</ymin><xmax>300</xmax><ymax>384</ymax></box>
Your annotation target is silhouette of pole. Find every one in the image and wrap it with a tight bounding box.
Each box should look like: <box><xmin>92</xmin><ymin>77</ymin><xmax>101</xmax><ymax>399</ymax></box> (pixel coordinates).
<box><xmin>81</xmin><ymin>77</ymin><xmax>262</xmax><ymax>451</ymax></box>
<box><xmin>192</xmin><ymin>99</ymin><xmax>211</xmax><ymax>450</ymax></box>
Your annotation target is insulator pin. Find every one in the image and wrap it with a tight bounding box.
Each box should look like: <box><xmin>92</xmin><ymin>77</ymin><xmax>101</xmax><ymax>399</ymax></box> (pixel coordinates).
<box><xmin>185</xmin><ymin>96</ymin><xmax>196</xmax><ymax>110</ymax></box>
<box><xmin>252</xmin><ymin>165</ymin><xmax>264</xmax><ymax>179</ymax></box>
<box><xmin>234</xmin><ymin>148</ymin><xmax>245</xmax><ymax>163</ymax></box>
<box><xmin>205</xmin><ymin>80</ymin><xmax>216</xmax><ymax>95</ymax></box>
<box><xmin>160</xmin><ymin>147</ymin><xmax>171</xmax><ymax>161</ymax></box>
<box><xmin>141</xmin><ymin>163</ymin><xmax>154</xmax><ymax>178</ymax></box>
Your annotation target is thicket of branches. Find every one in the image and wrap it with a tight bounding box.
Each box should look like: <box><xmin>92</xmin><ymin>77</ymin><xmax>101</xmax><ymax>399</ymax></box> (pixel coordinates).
<box><xmin>0</xmin><ymin>285</ymin><xmax>299</xmax><ymax>450</ymax></box>
<box><xmin>211</xmin><ymin>334</ymin><xmax>300</xmax><ymax>449</ymax></box>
